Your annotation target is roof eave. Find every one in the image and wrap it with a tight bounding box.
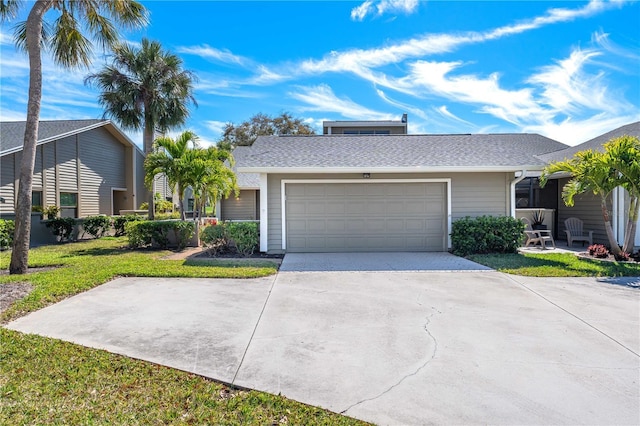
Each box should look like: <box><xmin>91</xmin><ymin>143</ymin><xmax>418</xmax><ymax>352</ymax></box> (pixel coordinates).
<box><xmin>238</xmin><ymin>165</ymin><xmax>546</xmax><ymax>174</ymax></box>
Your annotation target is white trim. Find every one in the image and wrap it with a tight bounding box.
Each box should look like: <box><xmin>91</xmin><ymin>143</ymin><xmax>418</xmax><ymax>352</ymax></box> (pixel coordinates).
<box><xmin>510</xmin><ymin>170</ymin><xmax>527</xmax><ymax>218</ymax></box>
<box><xmin>239</xmin><ymin>165</ymin><xmax>546</xmax><ymax>174</ymax></box>
<box><xmin>280</xmin><ymin>178</ymin><xmax>452</xmax><ymax>251</ymax></box>
<box><xmin>259</xmin><ymin>174</ymin><xmax>268</xmax><ymax>252</ymax></box>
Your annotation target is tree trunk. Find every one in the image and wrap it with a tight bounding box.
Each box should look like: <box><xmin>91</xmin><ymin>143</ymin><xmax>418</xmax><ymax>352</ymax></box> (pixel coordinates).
<box><xmin>600</xmin><ymin>194</ymin><xmax>622</xmax><ymax>256</ymax></box>
<box><xmin>143</xmin><ymin>123</ymin><xmax>155</xmax><ymax>219</ymax></box>
<box><xmin>9</xmin><ymin>1</ymin><xmax>51</xmax><ymax>275</ymax></box>
<box><xmin>623</xmin><ymin>196</ymin><xmax>638</xmax><ymax>253</ymax></box>
<box><xmin>177</xmin><ymin>184</ymin><xmax>185</xmax><ymax>221</ymax></box>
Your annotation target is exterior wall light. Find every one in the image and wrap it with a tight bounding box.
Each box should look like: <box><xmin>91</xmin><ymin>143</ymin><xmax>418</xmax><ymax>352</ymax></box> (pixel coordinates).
<box><xmin>363</xmin><ymin>173</ymin><xmax>370</xmax><ymax>178</ymax></box>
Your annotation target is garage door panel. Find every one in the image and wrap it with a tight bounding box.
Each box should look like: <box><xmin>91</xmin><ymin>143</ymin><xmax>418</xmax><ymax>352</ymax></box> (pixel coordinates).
<box><xmin>286</xmin><ymin>182</ymin><xmax>447</xmax><ymax>252</ymax></box>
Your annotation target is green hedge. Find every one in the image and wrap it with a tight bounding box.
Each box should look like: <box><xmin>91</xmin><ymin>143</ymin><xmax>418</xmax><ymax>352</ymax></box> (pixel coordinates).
<box><xmin>0</xmin><ymin>219</ymin><xmax>15</xmax><ymax>249</ymax></box>
<box><xmin>113</xmin><ymin>214</ymin><xmax>145</xmax><ymax>237</ymax></box>
<box><xmin>201</xmin><ymin>222</ymin><xmax>259</xmax><ymax>257</ymax></box>
<box><xmin>451</xmin><ymin>215</ymin><xmax>525</xmax><ymax>257</ymax></box>
<box><xmin>82</xmin><ymin>216</ymin><xmax>112</xmax><ymax>239</ymax></box>
<box><xmin>45</xmin><ymin>217</ymin><xmax>77</xmax><ymax>243</ymax></box>
<box><xmin>126</xmin><ymin>220</ymin><xmax>196</xmax><ymax>250</ymax></box>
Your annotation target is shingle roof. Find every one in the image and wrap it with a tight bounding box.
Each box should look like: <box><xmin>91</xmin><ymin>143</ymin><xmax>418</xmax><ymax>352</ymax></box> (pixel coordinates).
<box><xmin>237</xmin><ymin>133</ymin><xmax>567</xmax><ymax>172</ymax></box>
<box><xmin>230</xmin><ymin>146</ymin><xmax>260</xmax><ymax>188</ymax></box>
<box><xmin>538</xmin><ymin>121</ymin><xmax>640</xmax><ymax>163</ymax></box>
<box><xmin>0</xmin><ymin>119</ymin><xmax>106</xmax><ymax>154</ymax></box>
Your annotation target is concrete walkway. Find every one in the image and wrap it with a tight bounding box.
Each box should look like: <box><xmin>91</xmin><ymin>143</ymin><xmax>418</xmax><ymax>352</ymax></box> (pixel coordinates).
<box><xmin>6</xmin><ymin>256</ymin><xmax>640</xmax><ymax>425</ymax></box>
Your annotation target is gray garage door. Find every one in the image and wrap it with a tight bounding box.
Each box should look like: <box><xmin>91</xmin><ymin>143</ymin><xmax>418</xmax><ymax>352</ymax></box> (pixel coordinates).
<box><xmin>285</xmin><ymin>182</ymin><xmax>447</xmax><ymax>252</ymax></box>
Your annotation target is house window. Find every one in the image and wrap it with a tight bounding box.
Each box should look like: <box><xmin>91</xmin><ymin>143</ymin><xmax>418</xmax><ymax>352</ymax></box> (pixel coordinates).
<box><xmin>59</xmin><ymin>192</ymin><xmax>78</xmax><ymax>218</ymax></box>
<box><xmin>32</xmin><ymin>191</ymin><xmax>43</xmax><ymax>211</ymax></box>
<box><xmin>187</xmin><ymin>198</ymin><xmax>194</xmax><ymax>211</ymax></box>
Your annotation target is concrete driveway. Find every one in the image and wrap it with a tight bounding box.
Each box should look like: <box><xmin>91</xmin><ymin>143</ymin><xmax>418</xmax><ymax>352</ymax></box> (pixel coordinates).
<box><xmin>6</xmin><ymin>254</ymin><xmax>640</xmax><ymax>425</ymax></box>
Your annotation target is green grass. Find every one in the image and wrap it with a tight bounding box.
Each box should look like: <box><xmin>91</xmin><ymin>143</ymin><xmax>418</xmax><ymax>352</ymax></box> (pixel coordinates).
<box><xmin>0</xmin><ymin>237</ymin><xmax>277</xmax><ymax>323</ymax></box>
<box><xmin>0</xmin><ymin>328</ymin><xmax>366</xmax><ymax>425</ymax></box>
<box><xmin>468</xmin><ymin>252</ymin><xmax>640</xmax><ymax>277</ymax></box>
<box><xmin>0</xmin><ymin>238</ymin><xmax>367</xmax><ymax>425</ymax></box>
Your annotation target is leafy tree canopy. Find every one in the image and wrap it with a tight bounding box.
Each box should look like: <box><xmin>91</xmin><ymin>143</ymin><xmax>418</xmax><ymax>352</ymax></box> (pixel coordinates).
<box><xmin>220</xmin><ymin>112</ymin><xmax>315</xmax><ymax>146</ymax></box>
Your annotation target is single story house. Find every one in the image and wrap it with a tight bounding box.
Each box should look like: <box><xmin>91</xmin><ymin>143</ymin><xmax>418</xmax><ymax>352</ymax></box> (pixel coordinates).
<box><xmin>237</xmin><ymin>133</ymin><xmax>568</xmax><ymax>253</ymax></box>
<box><xmin>537</xmin><ymin>121</ymin><xmax>640</xmax><ymax>248</ymax></box>
<box><xmin>1</xmin><ymin>119</ymin><xmax>147</xmax><ymax>226</ymax></box>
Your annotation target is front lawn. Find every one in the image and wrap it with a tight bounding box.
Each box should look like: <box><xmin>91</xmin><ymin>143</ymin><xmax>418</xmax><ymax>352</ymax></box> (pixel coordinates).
<box><xmin>0</xmin><ymin>237</ymin><xmax>277</xmax><ymax>323</ymax></box>
<box><xmin>0</xmin><ymin>328</ymin><xmax>365</xmax><ymax>425</ymax></box>
<box><xmin>0</xmin><ymin>238</ymin><xmax>367</xmax><ymax>425</ymax></box>
<box><xmin>468</xmin><ymin>252</ymin><xmax>640</xmax><ymax>277</ymax></box>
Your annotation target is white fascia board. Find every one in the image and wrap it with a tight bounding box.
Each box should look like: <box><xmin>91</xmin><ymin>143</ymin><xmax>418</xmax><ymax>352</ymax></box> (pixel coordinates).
<box><xmin>238</xmin><ymin>165</ymin><xmax>547</xmax><ymax>174</ymax></box>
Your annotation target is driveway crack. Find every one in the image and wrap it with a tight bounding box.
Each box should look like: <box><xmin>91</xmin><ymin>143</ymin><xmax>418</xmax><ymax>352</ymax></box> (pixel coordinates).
<box><xmin>340</xmin><ymin>306</ymin><xmax>441</xmax><ymax>415</ymax></box>
<box><xmin>504</xmin><ymin>274</ymin><xmax>640</xmax><ymax>358</ymax></box>
<box><xmin>231</xmin><ymin>273</ymin><xmax>279</xmax><ymax>384</ymax></box>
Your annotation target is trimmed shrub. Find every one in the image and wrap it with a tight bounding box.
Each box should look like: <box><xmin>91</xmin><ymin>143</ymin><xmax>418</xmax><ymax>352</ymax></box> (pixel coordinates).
<box><xmin>451</xmin><ymin>215</ymin><xmax>525</xmax><ymax>257</ymax></box>
<box><xmin>0</xmin><ymin>219</ymin><xmax>15</xmax><ymax>249</ymax></box>
<box><xmin>201</xmin><ymin>221</ymin><xmax>259</xmax><ymax>257</ymax></box>
<box><xmin>200</xmin><ymin>223</ymin><xmax>229</xmax><ymax>256</ymax></box>
<box><xmin>227</xmin><ymin>222</ymin><xmax>259</xmax><ymax>256</ymax></box>
<box><xmin>126</xmin><ymin>220</ymin><xmax>195</xmax><ymax>250</ymax></box>
<box><xmin>155</xmin><ymin>212</ymin><xmax>181</xmax><ymax>220</ymax></box>
<box><xmin>113</xmin><ymin>214</ymin><xmax>145</xmax><ymax>237</ymax></box>
<box><xmin>45</xmin><ymin>217</ymin><xmax>77</xmax><ymax>242</ymax></box>
<box><xmin>82</xmin><ymin>215</ymin><xmax>112</xmax><ymax>239</ymax></box>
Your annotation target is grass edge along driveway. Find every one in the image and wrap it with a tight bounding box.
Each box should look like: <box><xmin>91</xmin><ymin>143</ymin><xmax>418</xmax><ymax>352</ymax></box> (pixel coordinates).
<box><xmin>0</xmin><ymin>237</ymin><xmax>367</xmax><ymax>425</ymax></box>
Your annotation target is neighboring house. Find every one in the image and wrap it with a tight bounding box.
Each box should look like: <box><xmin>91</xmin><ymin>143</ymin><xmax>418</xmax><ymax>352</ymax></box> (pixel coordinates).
<box><xmin>537</xmin><ymin>121</ymin><xmax>640</xmax><ymax>248</ymax></box>
<box><xmin>238</xmin><ymin>133</ymin><xmax>567</xmax><ymax>253</ymax></box>
<box><xmin>0</xmin><ymin>120</ymin><xmax>147</xmax><ymax>223</ymax></box>
<box><xmin>323</xmin><ymin>114</ymin><xmax>408</xmax><ymax>135</ymax></box>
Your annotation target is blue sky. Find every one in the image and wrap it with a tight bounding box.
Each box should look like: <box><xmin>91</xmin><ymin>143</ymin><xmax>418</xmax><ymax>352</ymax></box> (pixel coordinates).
<box><xmin>1</xmin><ymin>0</ymin><xmax>639</xmax><ymax>147</ymax></box>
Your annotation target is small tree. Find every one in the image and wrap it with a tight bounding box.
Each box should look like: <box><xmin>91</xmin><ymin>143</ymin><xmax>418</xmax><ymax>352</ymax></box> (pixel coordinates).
<box><xmin>221</xmin><ymin>112</ymin><xmax>315</xmax><ymax>146</ymax></box>
<box><xmin>144</xmin><ymin>131</ymin><xmax>198</xmax><ymax>220</ymax></box>
<box><xmin>540</xmin><ymin>135</ymin><xmax>640</xmax><ymax>257</ymax></box>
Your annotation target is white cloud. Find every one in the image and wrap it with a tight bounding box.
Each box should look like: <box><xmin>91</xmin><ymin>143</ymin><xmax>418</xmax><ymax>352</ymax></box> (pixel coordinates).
<box><xmin>204</xmin><ymin>120</ymin><xmax>228</xmax><ymax>136</ymax></box>
<box><xmin>351</xmin><ymin>0</ymin><xmax>419</xmax><ymax>21</ymax></box>
<box><xmin>177</xmin><ymin>44</ymin><xmax>248</xmax><ymax>66</ymax></box>
<box><xmin>289</xmin><ymin>84</ymin><xmax>393</xmax><ymax>120</ymax></box>
<box><xmin>527</xmin><ymin>47</ymin><xmax>629</xmax><ymax>115</ymax></box>
<box><xmin>523</xmin><ymin>114</ymin><xmax>640</xmax><ymax>146</ymax></box>
<box><xmin>305</xmin><ymin>0</ymin><xmax>621</xmax><ymax>76</ymax></box>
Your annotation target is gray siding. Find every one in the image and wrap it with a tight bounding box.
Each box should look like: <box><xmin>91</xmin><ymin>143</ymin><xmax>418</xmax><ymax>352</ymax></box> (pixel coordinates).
<box><xmin>0</xmin><ymin>155</ymin><xmax>14</xmax><ymax>214</ymax></box>
<box><xmin>221</xmin><ymin>189</ymin><xmax>257</xmax><ymax>220</ymax></box>
<box><xmin>56</xmin><ymin>136</ymin><xmax>78</xmax><ymax>191</ymax></box>
<box><xmin>266</xmin><ymin>172</ymin><xmax>510</xmax><ymax>252</ymax></box>
<box><xmin>79</xmin><ymin>127</ymin><xmax>126</xmax><ymax>216</ymax></box>
<box><xmin>33</xmin><ymin>145</ymin><xmax>43</xmax><ymax>189</ymax></box>
<box><xmin>556</xmin><ymin>178</ymin><xmax>607</xmax><ymax>244</ymax></box>
<box><xmin>43</xmin><ymin>143</ymin><xmax>56</xmax><ymax>207</ymax></box>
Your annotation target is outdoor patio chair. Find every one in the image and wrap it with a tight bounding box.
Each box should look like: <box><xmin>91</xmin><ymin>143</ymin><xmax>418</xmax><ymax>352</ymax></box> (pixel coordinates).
<box><xmin>521</xmin><ymin>217</ymin><xmax>555</xmax><ymax>249</ymax></box>
<box><xmin>564</xmin><ymin>217</ymin><xmax>593</xmax><ymax>247</ymax></box>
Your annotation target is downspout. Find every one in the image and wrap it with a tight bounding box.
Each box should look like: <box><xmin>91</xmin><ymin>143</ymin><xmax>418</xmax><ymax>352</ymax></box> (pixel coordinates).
<box><xmin>510</xmin><ymin>170</ymin><xmax>527</xmax><ymax>218</ymax></box>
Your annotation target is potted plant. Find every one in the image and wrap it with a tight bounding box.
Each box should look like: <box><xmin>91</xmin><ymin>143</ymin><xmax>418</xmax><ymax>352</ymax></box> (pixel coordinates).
<box><xmin>531</xmin><ymin>209</ymin><xmax>547</xmax><ymax>230</ymax></box>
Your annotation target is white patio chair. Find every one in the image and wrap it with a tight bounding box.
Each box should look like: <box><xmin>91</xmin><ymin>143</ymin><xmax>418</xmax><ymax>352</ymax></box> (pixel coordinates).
<box><xmin>564</xmin><ymin>217</ymin><xmax>593</xmax><ymax>247</ymax></box>
<box><xmin>521</xmin><ymin>217</ymin><xmax>555</xmax><ymax>249</ymax></box>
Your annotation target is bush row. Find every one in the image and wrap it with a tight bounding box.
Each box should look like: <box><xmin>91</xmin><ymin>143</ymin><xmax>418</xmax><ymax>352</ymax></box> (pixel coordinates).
<box><xmin>451</xmin><ymin>215</ymin><xmax>525</xmax><ymax>256</ymax></box>
<box><xmin>43</xmin><ymin>215</ymin><xmax>145</xmax><ymax>242</ymax></box>
<box><xmin>125</xmin><ymin>220</ymin><xmax>196</xmax><ymax>250</ymax></box>
<box><xmin>0</xmin><ymin>219</ymin><xmax>15</xmax><ymax>250</ymax></box>
<box><xmin>200</xmin><ymin>222</ymin><xmax>259</xmax><ymax>257</ymax></box>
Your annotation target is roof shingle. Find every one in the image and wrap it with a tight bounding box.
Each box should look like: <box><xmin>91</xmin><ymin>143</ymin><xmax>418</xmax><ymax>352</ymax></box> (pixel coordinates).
<box><xmin>0</xmin><ymin>119</ymin><xmax>106</xmax><ymax>154</ymax></box>
<box><xmin>237</xmin><ymin>133</ymin><xmax>567</xmax><ymax>171</ymax></box>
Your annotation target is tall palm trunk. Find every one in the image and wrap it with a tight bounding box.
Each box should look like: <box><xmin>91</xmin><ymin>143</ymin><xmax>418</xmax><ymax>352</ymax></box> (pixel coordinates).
<box><xmin>144</xmin><ymin>118</ymin><xmax>155</xmax><ymax>219</ymax></box>
<box><xmin>9</xmin><ymin>1</ymin><xmax>52</xmax><ymax>274</ymax></box>
<box><xmin>600</xmin><ymin>194</ymin><xmax>622</xmax><ymax>256</ymax></box>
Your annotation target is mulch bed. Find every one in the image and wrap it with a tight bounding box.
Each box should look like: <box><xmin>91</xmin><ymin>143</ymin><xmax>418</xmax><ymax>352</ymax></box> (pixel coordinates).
<box><xmin>0</xmin><ymin>282</ymin><xmax>34</xmax><ymax>313</ymax></box>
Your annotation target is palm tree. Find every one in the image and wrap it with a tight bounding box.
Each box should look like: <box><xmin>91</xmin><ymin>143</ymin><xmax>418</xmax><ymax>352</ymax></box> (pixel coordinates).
<box><xmin>540</xmin><ymin>135</ymin><xmax>640</xmax><ymax>256</ymax></box>
<box><xmin>185</xmin><ymin>147</ymin><xmax>238</xmax><ymax>220</ymax></box>
<box><xmin>144</xmin><ymin>131</ymin><xmax>198</xmax><ymax>221</ymax></box>
<box><xmin>1</xmin><ymin>0</ymin><xmax>147</xmax><ymax>274</ymax></box>
<box><xmin>85</xmin><ymin>38</ymin><xmax>197</xmax><ymax>217</ymax></box>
